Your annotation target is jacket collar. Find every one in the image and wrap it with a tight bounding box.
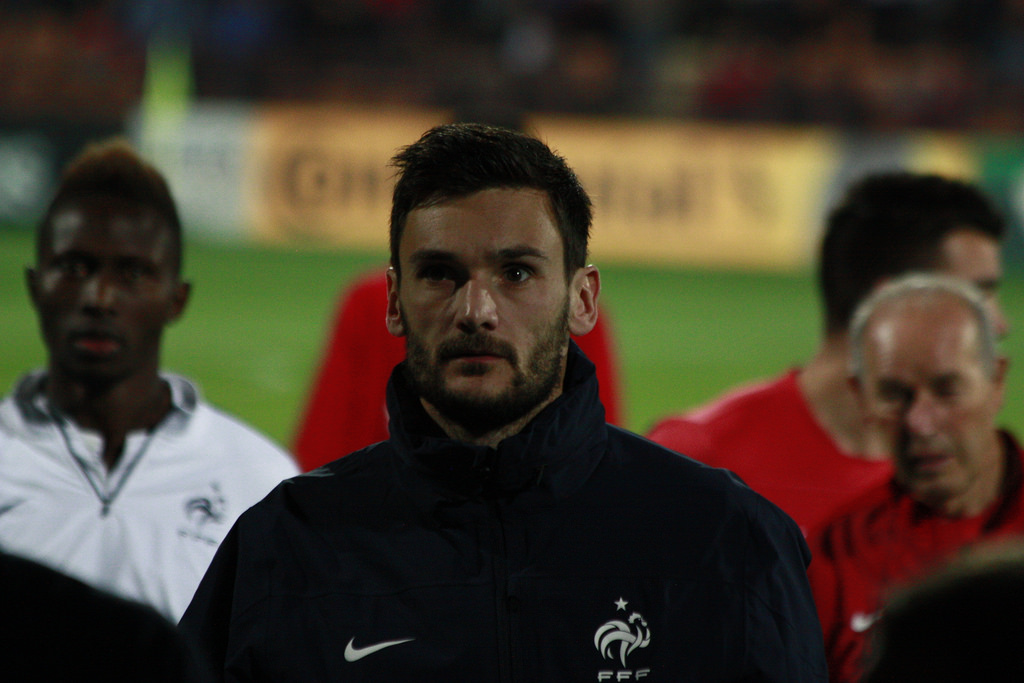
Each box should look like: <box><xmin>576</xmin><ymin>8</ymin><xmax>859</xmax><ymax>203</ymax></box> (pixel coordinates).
<box><xmin>12</xmin><ymin>370</ymin><xmax>199</xmax><ymax>433</ymax></box>
<box><xmin>385</xmin><ymin>341</ymin><xmax>608</xmax><ymax>502</ymax></box>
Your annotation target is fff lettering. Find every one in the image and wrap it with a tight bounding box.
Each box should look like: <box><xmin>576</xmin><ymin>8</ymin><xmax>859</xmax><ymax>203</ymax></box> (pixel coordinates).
<box><xmin>597</xmin><ymin>669</ymin><xmax>651</xmax><ymax>680</ymax></box>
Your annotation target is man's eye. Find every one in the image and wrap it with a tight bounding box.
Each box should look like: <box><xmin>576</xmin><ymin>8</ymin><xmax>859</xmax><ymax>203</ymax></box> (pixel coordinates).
<box><xmin>876</xmin><ymin>384</ymin><xmax>911</xmax><ymax>408</ymax></box>
<box><xmin>57</xmin><ymin>258</ymin><xmax>89</xmax><ymax>277</ymax></box>
<box><xmin>419</xmin><ymin>265</ymin><xmax>452</xmax><ymax>282</ymax></box>
<box><xmin>933</xmin><ymin>380</ymin><xmax>963</xmax><ymax>401</ymax></box>
<box><xmin>504</xmin><ymin>266</ymin><xmax>532</xmax><ymax>283</ymax></box>
<box><xmin>120</xmin><ymin>263</ymin><xmax>151</xmax><ymax>281</ymax></box>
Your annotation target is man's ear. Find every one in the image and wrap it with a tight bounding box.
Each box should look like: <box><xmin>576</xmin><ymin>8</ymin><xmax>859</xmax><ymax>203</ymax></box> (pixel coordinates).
<box><xmin>167</xmin><ymin>280</ymin><xmax>191</xmax><ymax>324</ymax></box>
<box><xmin>847</xmin><ymin>373</ymin><xmax>862</xmax><ymax>400</ymax></box>
<box><xmin>847</xmin><ymin>373</ymin><xmax>872</xmax><ymax>421</ymax></box>
<box><xmin>992</xmin><ymin>355</ymin><xmax>1010</xmax><ymax>409</ymax></box>
<box><xmin>385</xmin><ymin>267</ymin><xmax>406</xmax><ymax>337</ymax></box>
<box><xmin>568</xmin><ymin>265</ymin><xmax>600</xmax><ymax>336</ymax></box>
<box><xmin>25</xmin><ymin>267</ymin><xmax>39</xmax><ymax>309</ymax></box>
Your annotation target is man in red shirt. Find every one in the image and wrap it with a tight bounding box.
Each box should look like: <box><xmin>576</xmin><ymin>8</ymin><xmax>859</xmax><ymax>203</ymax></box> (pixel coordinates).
<box><xmin>292</xmin><ymin>270</ymin><xmax>624</xmax><ymax>471</ymax></box>
<box><xmin>807</xmin><ymin>273</ymin><xmax>1024</xmax><ymax>683</ymax></box>
<box><xmin>647</xmin><ymin>173</ymin><xmax>1008</xmax><ymax>534</ymax></box>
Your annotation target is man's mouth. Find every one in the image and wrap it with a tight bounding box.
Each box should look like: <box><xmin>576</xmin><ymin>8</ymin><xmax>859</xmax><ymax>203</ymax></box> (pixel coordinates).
<box><xmin>70</xmin><ymin>331</ymin><xmax>124</xmax><ymax>356</ymax></box>
<box><xmin>450</xmin><ymin>352</ymin><xmax>505</xmax><ymax>362</ymax></box>
<box><xmin>907</xmin><ymin>451</ymin><xmax>954</xmax><ymax>473</ymax></box>
<box><xmin>440</xmin><ymin>337</ymin><xmax>515</xmax><ymax>365</ymax></box>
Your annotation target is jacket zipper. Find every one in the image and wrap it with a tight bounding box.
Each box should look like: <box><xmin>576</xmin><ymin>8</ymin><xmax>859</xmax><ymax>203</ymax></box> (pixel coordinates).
<box><xmin>53</xmin><ymin>415</ymin><xmax>157</xmax><ymax>517</ymax></box>
<box><xmin>491</xmin><ymin>499</ymin><xmax>515</xmax><ymax>683</ymax></box>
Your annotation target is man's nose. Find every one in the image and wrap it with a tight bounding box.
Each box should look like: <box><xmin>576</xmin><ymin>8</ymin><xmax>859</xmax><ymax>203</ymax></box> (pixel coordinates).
<box><xmin>991</xmin><ymin>300</ymin><xmax>1010</xmax><ymax>339</ymax></box>
<box><xmin>904</xmin><ymin>392</ymin><xmax>941</xmax><ymax>437</ymax></box>
<box><xmin>454</xmin><ymin>277</ymin><xmax>498</xmax><ymax>332</ymax></box>
<box><xmin>81</xmin><ymin>270</ymin><xmax>117</xmax><ymax>311</ymax></box>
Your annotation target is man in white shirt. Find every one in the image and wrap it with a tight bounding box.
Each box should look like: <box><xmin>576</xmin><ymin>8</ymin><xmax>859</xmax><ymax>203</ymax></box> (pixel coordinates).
<box><xmin>0</xmin><ymin>139</ymin><xmax>298</xmax><ymax>621</ymax></box>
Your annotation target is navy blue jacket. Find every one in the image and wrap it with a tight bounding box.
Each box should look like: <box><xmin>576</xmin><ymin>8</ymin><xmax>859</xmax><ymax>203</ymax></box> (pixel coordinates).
<box><xmin>180</xmin><ymin>345</ymin><xmax>827</xmax><ymax>682</ymax></box>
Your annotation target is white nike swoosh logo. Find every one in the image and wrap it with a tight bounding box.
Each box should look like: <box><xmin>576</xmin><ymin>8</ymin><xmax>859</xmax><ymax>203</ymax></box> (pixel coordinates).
<box><xmin>344</xmin><ymin>637</ymin><xmax>415</xmax><ymax>662</ymax></box>
<box><xmin>850</xmin><ymin>611</ymin><xmax>880</xmax><ymax>633</ymax></box>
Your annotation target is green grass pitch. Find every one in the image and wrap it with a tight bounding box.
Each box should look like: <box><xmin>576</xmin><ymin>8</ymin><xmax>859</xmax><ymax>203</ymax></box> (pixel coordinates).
<box><xmin>3</xmin><ymin>227</ymin><xmax>1023</xmax><ymax>451</ymax></box>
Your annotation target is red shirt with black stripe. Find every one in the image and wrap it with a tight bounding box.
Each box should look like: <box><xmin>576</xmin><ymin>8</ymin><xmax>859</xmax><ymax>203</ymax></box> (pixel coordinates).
<box><xmin>806</xmin><ymin>430</ymin><xmax>1024</xmax><ymax>683</ymax></box>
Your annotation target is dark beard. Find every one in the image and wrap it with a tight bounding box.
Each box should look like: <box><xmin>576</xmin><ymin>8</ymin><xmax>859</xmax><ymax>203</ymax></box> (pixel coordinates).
<box><xmin>404</xmin><ymin>304</ymin><xmax>569</xmax><ymax>437</ymax></box>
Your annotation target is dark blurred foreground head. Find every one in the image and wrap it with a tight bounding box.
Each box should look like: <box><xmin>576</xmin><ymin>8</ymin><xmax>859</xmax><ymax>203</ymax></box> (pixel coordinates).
<box><xmin>861</xmin><ymin>541</ymin><xmax>1024</xmax><ymax>683</ymax></box>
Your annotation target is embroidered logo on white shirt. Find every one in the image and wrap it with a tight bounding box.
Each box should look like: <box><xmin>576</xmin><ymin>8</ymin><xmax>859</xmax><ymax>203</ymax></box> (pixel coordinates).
<box><xmin>179</xmin><ymin>482</ymin><xmax>227</xmax><ymax>546</ymax></box>
<box><xmin>344</xmin><ymin>637</ymin><xmax>415</xmax><ymax>662</ymax></box>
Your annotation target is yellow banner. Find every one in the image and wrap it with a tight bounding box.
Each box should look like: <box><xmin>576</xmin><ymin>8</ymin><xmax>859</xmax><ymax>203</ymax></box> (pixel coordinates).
<box><xmin>526</xmin><ymin>116</ymin><xmax>838</xmax><ymax>270</ymax></box>
<box><xmin>246</xmin><ymin>104</ymin><xmax>451</xmax><ymax>248</ymax></box>
<box><xmin>242</xmin><ymin>108</ymin><xmax>977</xmax><ymax>271</ymax></box>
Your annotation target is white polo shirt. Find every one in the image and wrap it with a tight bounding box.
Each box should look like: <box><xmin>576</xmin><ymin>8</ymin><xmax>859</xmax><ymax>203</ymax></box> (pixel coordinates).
<box><xmin>0</xmin><ymin>372</ymin><xmax>299</xmax><ymax>621</ymax></box>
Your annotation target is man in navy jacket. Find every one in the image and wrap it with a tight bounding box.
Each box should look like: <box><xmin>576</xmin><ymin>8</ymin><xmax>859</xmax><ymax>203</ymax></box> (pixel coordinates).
<box><xmin>180</xmin><ymin>122</ymin><xmax>827</xmax><ymax>682</ymax></box>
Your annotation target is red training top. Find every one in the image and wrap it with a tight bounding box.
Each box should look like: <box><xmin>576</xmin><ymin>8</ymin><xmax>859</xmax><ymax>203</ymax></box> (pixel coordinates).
<box><xmin>647</xmin><ymin>370</ymin><xmax>893</xmax><ymax>536</ymax></box>
<box><xmin>806</xmin><ymin>431</ymin><xmax>1024</xmax><ymax>683</ymax></box>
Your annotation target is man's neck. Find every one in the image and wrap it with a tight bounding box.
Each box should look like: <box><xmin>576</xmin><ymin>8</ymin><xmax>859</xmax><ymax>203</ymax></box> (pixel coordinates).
<box><xmin>421</xmin><ymin>390</ymin><xmax>562</xmax><ymax>450</ymax></box>
<box><xmin>46</xmin><ymin>370</ymin><xmax>172</xmax><ymax>469</ymax></box>
<box><xmin>798</xmin><ymin>334</ymin><xmax>890</xmax><ymax>461</ymax></box>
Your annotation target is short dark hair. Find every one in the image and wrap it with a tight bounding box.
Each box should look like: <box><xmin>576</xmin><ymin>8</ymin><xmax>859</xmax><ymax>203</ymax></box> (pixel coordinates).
<box><xmin>37</xmin><ymin>139</ymin><xmax>184</xmax><ymax>274</ymax></box>
<box><xmin>388</xmin><ymin>123</ymin><xmax>592</xmax><ymax>278</ymax></box>
<box><xmin>819</xmin><ymin>172</ymin><xmax>1004</xmax><ymax>334</ymax></box>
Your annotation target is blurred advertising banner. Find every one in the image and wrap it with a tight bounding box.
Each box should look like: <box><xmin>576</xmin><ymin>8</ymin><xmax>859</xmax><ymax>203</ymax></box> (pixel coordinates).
<box><xmin>527</xmin><ymin>116</ymin><xmax>834</xmax><ymax>270</ymax></box>
<box><xmin>0</xmin><ymin>124</ymin><xmax>122</xmax><ymax>228</ymax></box>
<box><xmin>131</xmin><ymin>103</ymin><xmax>450</xmax><ymax>249</ymax></box>
<box><xmin>521</xmin><ymin>119</ymin><xmax>979</xmax><ymax>270</ymax></box>
<box><xmin>245</xmin><ymin>104</ymin><xmax>451</xmax><ymax>249</ymax></box>
<box><xmin>131</xmin><ymin>104</ymin><xmax>256</xmax><ymax>242</ymax></box>
<box><xmin>0</xmin><ymin>131</ymin><xmax>56</xmax><ymax>225</ymax></box>
<box><xmin>976</xmin><ymin>136</ymin><xmax>1024</xmax><ymax>267</ymax></box>
<box><xmin>126</xmin><ymin>103</ymin><xmax>1024</xmax><ymax>270</ymax></box>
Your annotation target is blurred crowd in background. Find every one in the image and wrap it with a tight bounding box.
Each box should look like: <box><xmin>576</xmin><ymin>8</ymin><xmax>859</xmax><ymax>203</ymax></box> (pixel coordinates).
<box><xmin>5</xmin><ymin>0</ymin><xmax>1024</xmax><ymax>132</ymax></box>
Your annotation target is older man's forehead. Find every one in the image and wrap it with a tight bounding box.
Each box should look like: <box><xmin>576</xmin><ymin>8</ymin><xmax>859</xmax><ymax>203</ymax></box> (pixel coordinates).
<box><xmin>866</xmin><ymin>297</ymin><xmax>980</xmax><ymax>362</ymax></box>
